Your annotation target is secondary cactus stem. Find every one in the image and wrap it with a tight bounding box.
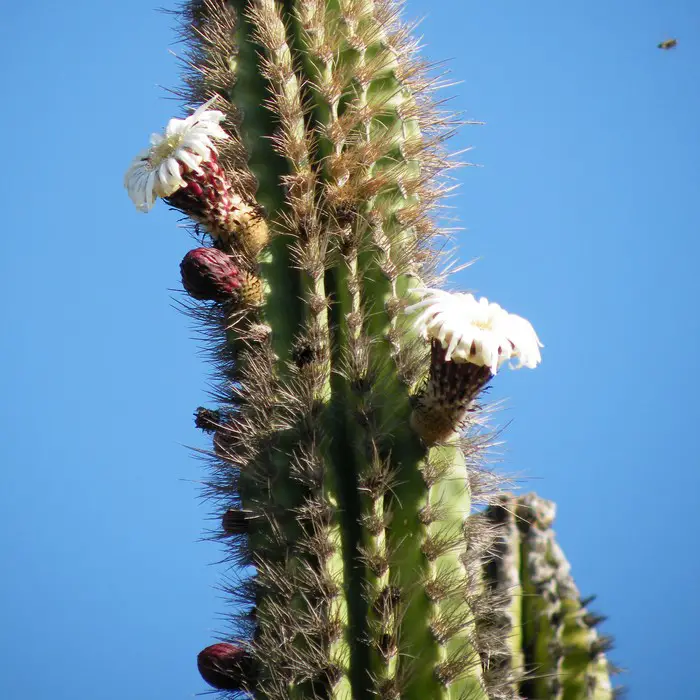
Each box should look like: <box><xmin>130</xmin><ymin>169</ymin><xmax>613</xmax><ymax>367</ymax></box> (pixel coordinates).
<box><xmin>518</xmin><ymin>496</ymin><xmax>564</xmax><ymax>699</ymax></box>
<box><xmin>548</xmin><ymin>544</ymin><xmax>614</xmax><ymax>700</ymax></box>
<box><xmin>482</xmin><ymin>496</ymin><xmax>525</xmax><ymax>694</ymax></box>
<box><xmin>483</xmin><ymin>495</ymin><xmax>615</xmax><ymax>700</ymax></box>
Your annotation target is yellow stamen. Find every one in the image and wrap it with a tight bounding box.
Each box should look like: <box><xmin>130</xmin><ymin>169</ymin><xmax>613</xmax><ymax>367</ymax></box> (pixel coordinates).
<box><xmin>149</xmin><ymin>134</ymin><xmax>184</xmax><ymax>167</ymax></box>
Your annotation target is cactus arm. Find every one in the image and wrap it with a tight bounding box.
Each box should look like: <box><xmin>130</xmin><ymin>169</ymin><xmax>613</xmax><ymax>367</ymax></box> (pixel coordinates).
<box><xmin>519</xmin><ymin>510</ymin><xmax>560</xmax><ymax>699</ymax></box>
<box><xmin>550</xmin><ymin>543</ymin><xmax>614</xmax><ymax>700</ymax></box>
<box><xmin>520</xmin><ymin>497</ymin><xmax>615</xmax><ymax>700</ymax></box>
<box><xmin>481</xmin><ymin>496</ymin><xmax>524</xmax><ymax>695</ymax></box>
<box><xmin>482</xmin><ymin>495</ymin><xmax>616</xmax><ymax>700</ymax></box>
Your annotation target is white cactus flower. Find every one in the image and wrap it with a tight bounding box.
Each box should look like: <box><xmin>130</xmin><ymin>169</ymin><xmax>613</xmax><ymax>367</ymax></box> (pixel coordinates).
<box><xmin>124</xmin><ymin>99</ymin><xmax>228</xmax><ymax>212</ymax></box>
<box><xmin>405</xmin><ymin>288</ymin><xmax>543</xmax><ymax>374</ymax></box>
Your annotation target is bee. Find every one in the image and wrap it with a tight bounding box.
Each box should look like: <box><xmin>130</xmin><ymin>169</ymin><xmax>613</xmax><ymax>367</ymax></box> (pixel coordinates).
<box><xmin>658</xmin><ymin>38</ymin><xmax>678</xmax><ymax>50</ymax></box>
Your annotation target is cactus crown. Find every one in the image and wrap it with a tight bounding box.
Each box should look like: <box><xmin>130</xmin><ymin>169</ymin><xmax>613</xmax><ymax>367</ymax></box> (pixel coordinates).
<box><xmin>124</xmin><ymin>1</ymin><xmax>615</xmax><ymax>699</ymax></box>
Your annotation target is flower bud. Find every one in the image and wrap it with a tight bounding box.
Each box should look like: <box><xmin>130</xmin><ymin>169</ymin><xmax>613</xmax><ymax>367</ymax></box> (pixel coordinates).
<box><xmin>180</xmin><ymin>247</ymin><xmax>242</xmax><ymax>302</ymax></box>
<box><xmin>194</xmin><ymin>407</ymin><xmax>221</xmax><ymax>433</ymax></box>
<box><xmin>222</xmin><ymin>508</ymin><xmax>249</xmax><ymax>535</ymax></box>
<box><xmin>197</xmin><ymin>642</ymin><xmax>252</xmax><ymax>690</ymax></box>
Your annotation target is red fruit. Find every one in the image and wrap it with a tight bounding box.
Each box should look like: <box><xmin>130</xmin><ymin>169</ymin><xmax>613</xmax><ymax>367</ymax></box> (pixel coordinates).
<box><xmin>197</xmin><ymin>642</ymin><xmax>251</xmax><ymax>690</ymax></box>
<box><xmin>180</xmin><ymin>247</ymin><xmax>242</xmax><ymax>302</ymax></box>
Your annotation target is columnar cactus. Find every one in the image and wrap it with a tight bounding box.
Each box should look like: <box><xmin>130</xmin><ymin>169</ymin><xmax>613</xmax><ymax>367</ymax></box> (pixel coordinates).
<box><xmin>124</xmin><ymin>2</ymin><xmax>612</xmax><ymax>699</ymax></box>
<box><xmin>481</xmin><ymin>495</ymin><xmax>618</xmax><ymax>699</ymax></box>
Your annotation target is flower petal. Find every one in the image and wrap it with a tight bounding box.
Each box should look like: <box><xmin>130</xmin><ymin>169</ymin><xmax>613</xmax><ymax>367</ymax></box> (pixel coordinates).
<box><xmin>404</xmin><ymin>287</ymin><xmax>542</xmax><ymax>372</ymax></box>
<box><xmin>125</xmin><ymin>101</ymin><xmax>230</xmax><ymax>212</ymax></box>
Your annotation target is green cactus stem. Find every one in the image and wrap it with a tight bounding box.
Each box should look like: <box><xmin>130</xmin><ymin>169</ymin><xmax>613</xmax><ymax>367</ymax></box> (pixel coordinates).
<box><xmin>120</xmin><ymin>2</ymin><xmax>618</xmax><ymax>699</ymax></box>
<box><xmin>482</xmin><ymin>494</ymin><xmax>617</xmax><ymax>700</ymax></box>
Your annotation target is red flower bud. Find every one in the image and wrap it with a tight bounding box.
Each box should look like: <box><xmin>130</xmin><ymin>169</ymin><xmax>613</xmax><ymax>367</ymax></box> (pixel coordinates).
<box><xmin>222</xmin><ymin>508</ymin><xmax>249</xmax><ymax>534</ymax></box>
<box><xmin>197</xmin><ymin>643</ymin><xmax>252</xmax><ymax>691</ymax></box>
<box><xmin>180</xmin><ymin>247</ymin><xmax>242</xmax><ymax>302</ymax></box>
<box><xmin>194</xmin><ymin>407</ymin><xmax>221</xmax><ymax>433</ymax></box>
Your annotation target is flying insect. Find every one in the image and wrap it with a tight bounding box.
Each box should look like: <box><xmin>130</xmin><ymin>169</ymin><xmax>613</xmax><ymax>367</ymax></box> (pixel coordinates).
<box><xmin>658</xmin><ymin>38</ymin><xmax>678</xmax><ymax>50</ymax></box>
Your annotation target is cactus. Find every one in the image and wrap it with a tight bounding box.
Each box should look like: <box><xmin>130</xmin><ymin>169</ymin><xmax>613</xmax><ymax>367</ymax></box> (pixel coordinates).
<box><xmin>124</xmin><ymin>1</ymin><xmax>614</xmax><ymax>699</ymax></box>
<box><xmin>481</xmin><ymin>495</ymin><xmax>618</xmax><ymax>699</ymax></box>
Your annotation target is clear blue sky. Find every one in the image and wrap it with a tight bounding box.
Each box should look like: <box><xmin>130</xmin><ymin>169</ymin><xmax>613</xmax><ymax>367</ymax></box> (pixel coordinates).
<box><xmin>1</xmin><ymin>1</ymin><xmax>698</xmax><ymax>698</ymax></box>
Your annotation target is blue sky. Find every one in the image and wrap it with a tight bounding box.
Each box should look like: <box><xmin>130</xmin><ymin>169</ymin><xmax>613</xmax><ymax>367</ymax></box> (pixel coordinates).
<box><xmin>1</xmin><ymin>1</ymin><xmax>698</xmax><ymax>698</ymax></box>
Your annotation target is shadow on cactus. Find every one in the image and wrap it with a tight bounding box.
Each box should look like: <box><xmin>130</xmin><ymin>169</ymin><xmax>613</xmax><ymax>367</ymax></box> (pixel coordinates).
<box><xmin>124</xmin><ymin>1</ymin><xmax>619</xmax><ymax>698</ymax></box>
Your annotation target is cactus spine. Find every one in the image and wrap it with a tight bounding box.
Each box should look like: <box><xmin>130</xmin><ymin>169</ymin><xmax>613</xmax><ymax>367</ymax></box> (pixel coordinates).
<box><xmin>125</xmin><ymin>1</ymin><xmax>614</xmax><ymax>699</ymax></box>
